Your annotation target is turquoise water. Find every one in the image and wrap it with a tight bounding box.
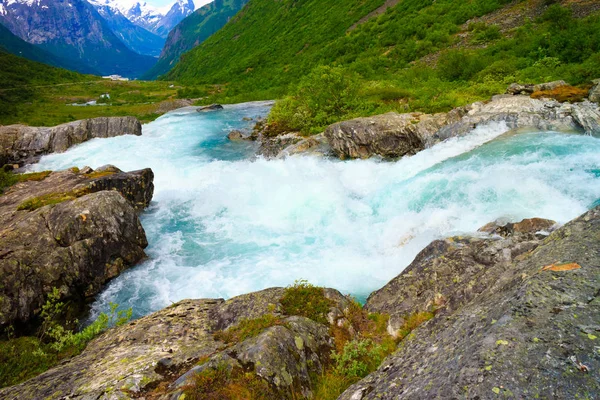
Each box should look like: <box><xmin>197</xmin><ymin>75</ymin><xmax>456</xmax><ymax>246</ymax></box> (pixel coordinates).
<box><xmin>34</xmin><ymin>102</ymin><xmax>600</xmax><ymax>319</ymax></box>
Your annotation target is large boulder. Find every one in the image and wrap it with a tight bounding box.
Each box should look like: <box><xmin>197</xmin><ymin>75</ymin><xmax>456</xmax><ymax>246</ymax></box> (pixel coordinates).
<box><xmin>0</xmin><ymin>287</ymin><xmax>351</xmax><ymax>399</ymax></box>
<box><xmin>340</xmin><ymin>208</ymin><xmax>600</xmax><ymax>399</ymax></box>
<box><xmin>0</xmin><ymin>167</ymin><xmax>153</xmax><ymax>330</ymax></box>
<box><xmin>325</xmin><ymin>111</ymin><xmax>464</xmax><ymax>159</ymax></box>
<box><xmin>0</xmin><ymin>116</ymin><xmax>142</xmax><ymax>166</ymax></box>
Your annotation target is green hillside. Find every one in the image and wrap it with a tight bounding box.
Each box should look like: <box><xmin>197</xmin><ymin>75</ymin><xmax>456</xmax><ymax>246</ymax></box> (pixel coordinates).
<box><xmin>163</xmin><ymin>0</ymin><xmax>387</xmax><ymax>95</ymax></box>
<box><xmin>165</xmin><ymin>0</ymin><xmax>600</xmax><ymax>133</ymax></box>
<box><xmin>143</xmin><ymin>0</ymin><xmax>249</xmax><ymax>80</ymax></box>
<box><xmin>0</xmin><ymin>49</ymin><xmax>96</xmax><ymax>121</ymax></box>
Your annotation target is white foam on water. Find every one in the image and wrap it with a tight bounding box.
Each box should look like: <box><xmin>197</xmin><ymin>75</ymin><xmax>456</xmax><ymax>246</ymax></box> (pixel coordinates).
<box><xmin>33</xmin><ymin>104</ymin><xmax>600</xmax><ymax>318</ymax></box>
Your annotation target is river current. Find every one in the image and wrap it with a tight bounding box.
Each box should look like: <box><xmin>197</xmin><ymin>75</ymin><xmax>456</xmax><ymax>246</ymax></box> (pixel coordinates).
<box><xmin>33</xmin><ymin>102</ymin><xmax>600</xmax><ymax>319</ymax></box>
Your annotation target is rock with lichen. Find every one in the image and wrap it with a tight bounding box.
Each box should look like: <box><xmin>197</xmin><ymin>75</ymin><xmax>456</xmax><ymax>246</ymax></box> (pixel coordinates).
<box><xmin>0</xmin><ymin>166</ymin><xmax>153</xmax><ymax>331</ymax></box>
<box><xmin>340</xmin><ymin>208</ymin><xmax>600</xmax><ymax>399</ymax></box>
<box><xmin>0</xmin><ymin>286</ymin><xmax>351</xmax><ymax>399</ymax></box>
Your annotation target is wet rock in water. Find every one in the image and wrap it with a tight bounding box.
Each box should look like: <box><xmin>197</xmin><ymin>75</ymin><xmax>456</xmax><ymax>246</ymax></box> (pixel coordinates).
<box><xmin>153</xmin><ymin>99</ymin><xmax>194</xmax><ymax>114</ymax></box>
<box><xmin>340</xmin><ymin>207</ymin><xmax>600</xmax><ymax>399</ymax></box>
<box><xmin>276</xmin><ymin>133</ymin><xmax>332</xmax><ymax>158</ymax></box>
<box><xmin>257</xmin><ymin>132</ymin><xmax>303</xmax><ymax>158</ymax></box>
<box><xmin>227</xmin><ymin>129</ymin><xmax>249</xmax><ymax>141</ymax></box>
<box><xmin>325</xmin><ymin>110</ymin><xmax>465</xmax><ymax>159</ymax></box>
<box><xmin>0</xmin><ymin>116</ymin><xmax>142</xmax><ymax>166</ymax></box>
<box><xmin>478</xmin><ymin>217</ymin><xmax>557</xmax><ymax>238</ymax></box>
<box><xmin>196</xmin><ymin>104</ymin><xmax>224</xmax><ymax>112</ymax></box>
<box><xmin>0</xmin><ymin>167</ymin><xmax>153</xmax><ymax>331</ymax></box>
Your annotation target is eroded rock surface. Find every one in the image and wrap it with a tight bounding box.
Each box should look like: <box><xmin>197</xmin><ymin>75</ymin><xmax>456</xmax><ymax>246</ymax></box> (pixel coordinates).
<box><xmin>0</xmin><ymin>287</ymin><xmax>350</xmax><ymax>400</ymax></box>
<box><xmin>0</xmin><ymin>166</ymin><xmax>154</xmax><ymax>330</ymax></box>
<box><xmin>0</xmin><ymin>117</ymin><xmax>142</xmax><ymax>166</ymax></box>
<box><xmin>341</xmin><ymin>209</ymin><xmax>600</xmax><ymax>399</ymax></box>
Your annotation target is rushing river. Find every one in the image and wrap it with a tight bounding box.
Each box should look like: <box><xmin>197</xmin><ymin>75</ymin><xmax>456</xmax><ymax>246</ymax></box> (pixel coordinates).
<box><xmin>33</xmin><ymin>102</ymin><xmax>600</xmax><ymax>320</ymax></box>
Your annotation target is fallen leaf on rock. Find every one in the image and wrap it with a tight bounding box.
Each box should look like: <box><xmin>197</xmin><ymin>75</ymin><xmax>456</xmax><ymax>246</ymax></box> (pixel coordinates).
<box><xmin>541</xmin><ymin>262</ymin><xmax>581</xmax><ymax>272</ymax></box>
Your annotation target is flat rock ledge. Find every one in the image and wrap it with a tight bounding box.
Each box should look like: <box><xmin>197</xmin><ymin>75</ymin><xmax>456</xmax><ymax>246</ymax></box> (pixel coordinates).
<box><xmin>0</xmin><ymin>116</ymin><xmax>142</xmax><ymax>166</ymax></box>
<box><xmin>340</xmin><ymin>207</ymin><xmax>600</xmax><ymax>399</ymax></box>
<box><xmin>0</xmin><ymin>165</ymin><xmax>154</xmax><ymax>331</ymax></box>
<box><xmin>324</xmin><ymin>84</ymin><xmax>600</xmax><ymax>159</ymax></box>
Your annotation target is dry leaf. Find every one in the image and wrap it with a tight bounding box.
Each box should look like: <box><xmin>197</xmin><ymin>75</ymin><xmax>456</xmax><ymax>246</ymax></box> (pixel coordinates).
<box><xmin>541</xmin><ymin>262</ymin><xmax>581</xmax><ymax>272</ymax></box>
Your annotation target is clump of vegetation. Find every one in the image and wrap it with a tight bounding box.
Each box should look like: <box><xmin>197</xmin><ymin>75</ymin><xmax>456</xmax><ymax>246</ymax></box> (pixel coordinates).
<box><xmin>530</xmin><ymin>85</ymin><xmax>589</xmax><ymax>103</ymax></box>
<box><xmin>85</xmin><ymin>170</ymin><xmax>117</xmax><ymax>179</ymax></box>
<box><xmin>468</xmin><ymin>22</ymin><xmax>502</xmax><ymax>44</ymax></box>
<box><xmin>0</xmin><ymin>288</ymin><xmax>132</xmax><ymax>388</ymax></box>
<box><xmin>0</xmin><ymin>169</ymin><xmax>52</xmax><ymax>194</ymax></box>
<box><xmin>0</xmin><ymin>168</ymin><xmax>18</xmax><ymax>193</ymax></box>
<box><xmin>268</xmin><ymin>66</ymin><xmax>365</xmax><ymax>134</ymax></box>
<box><xmin>331</xmin><ymin>338</ymin><xmax>385</xmax><ymax>379</ymax></box>
<box><xmin>214</xmin><ymin>314</ymin><xmax>284</xmax><ymax>344</ymax></box>
<box><xmin>280</xmin><ymin>279</ymin><xmax>334</xmax><ymax>324</ymax></box>
<box><xmin>395</xmin><ymin>310</ymin><xmax>435</xmax><ymax>340</ymax></box>
<box><xmin>17</xmin><ymin>192</ymin><xmax>78</xmax><ymax>211</ymax></box>
<box><xmin>182</xmin><ymin>364</ymin><xmax>278</xmax><ymax>400</ymax></box>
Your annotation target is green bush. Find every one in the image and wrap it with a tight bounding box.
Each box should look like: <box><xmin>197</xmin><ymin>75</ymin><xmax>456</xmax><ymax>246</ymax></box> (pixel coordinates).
<box><xmin>268</xmin><ymin>65</ymin><xmax>364</xmax><ymax>134</ymax></box>
<box><xmin>332</xmin><ymin>338</ymin><xmax>384</xmax><ymax>378</ymax></box>
<box><xmin>0</xmin><ymin>289</ymin><xmax>132</xmax><ymax>388</ymax></box>
<box><xmin>437</xmin><ymin>50</ymin><xmax>486</xmax><ymax>81</ymax></box>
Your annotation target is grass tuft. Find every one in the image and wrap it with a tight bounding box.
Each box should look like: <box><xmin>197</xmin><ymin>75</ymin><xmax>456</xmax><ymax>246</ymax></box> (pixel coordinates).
<box><xmin>214</xmin><ymin>314</ymin><xmax>284</xmax><ymax>344</ymax></box>
<box><xmin>280</xmin><ymin>279</ymin><xmax>334</xmax><ymax>324</ymax></box>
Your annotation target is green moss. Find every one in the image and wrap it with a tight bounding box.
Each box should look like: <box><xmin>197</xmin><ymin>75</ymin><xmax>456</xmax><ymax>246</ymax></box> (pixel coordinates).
<box><xmin>16</xmin><ymin>171</ymin><xmax>52</xmax><ymax>182</ymax></box>
<box><xmin>85</xmin><ymin>171</ymin><xmax>117</xmax><ymax>179</ymax></box>
<box><xmin>17</xmin><ymin>192</ymin><xmax>78</xmax><ymax>211</ymax></box>
<box><xmin>280</xmin><ymin>280</ymin><xmax>333</xmax><ymax>324</ymax></box>
<box><xmin>213</xmin><ymin>314</ymin><xmax>284</xmax><ymax>344</ymax></box>
<box><xmin>0</xmin><ymin>336</ymin><xmax>62</xmax><ymax>388</ymax></box>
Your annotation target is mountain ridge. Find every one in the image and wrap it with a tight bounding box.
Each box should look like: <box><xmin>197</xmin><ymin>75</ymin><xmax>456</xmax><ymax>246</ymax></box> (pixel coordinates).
<box><xmin>143</xmin><ymin>0</ymin><xmax>248</xmax><ymax>79</ymax></box>
<box><xmin>0</xmin><ymin>0</ymin><xmax>157</xmax><ymax>77</ymax></box>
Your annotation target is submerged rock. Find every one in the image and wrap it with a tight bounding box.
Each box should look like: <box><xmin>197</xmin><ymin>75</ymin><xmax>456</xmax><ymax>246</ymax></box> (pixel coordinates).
<box><xmin>0</xmin><ymin>167</ymin><xmax>154</xmax><ymax>331</ymax></box>
<box><xmin>340</xmin><ymin>208</ymin><xmax>600</xmax><ymax>399</ymax></box>
<box><xmin>227</xmin><ymin>129</ymin><xmax>250</xmax><ymax>141</ymax></box>
<box><xmin>196</xmin><ymin>104</ymin><xmax>224</xmax><ymax>112</ymax></box>
<box><xmin>0</xmin><ymin>117</ymin><xmax>142</xmax><ymax>166</ymax></box>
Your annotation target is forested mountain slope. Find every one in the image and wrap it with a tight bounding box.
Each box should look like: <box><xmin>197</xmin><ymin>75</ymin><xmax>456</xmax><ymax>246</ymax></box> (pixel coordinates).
<box><xmin>143</xmin><ymin>0</ymin><xmax>249</xmax><ymax>80</ymax></box>
<box><xmin>165</xmin><ymin>0</ymin><xmax>600</xmax><ymax>122</ymax></box>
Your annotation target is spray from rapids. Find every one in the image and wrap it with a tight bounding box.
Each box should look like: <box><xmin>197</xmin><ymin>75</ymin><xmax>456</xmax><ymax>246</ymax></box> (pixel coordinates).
<box><xmin>34</xmin><ymin>102</ymin><xmax>600</xmax><ymax>318</ymax></box>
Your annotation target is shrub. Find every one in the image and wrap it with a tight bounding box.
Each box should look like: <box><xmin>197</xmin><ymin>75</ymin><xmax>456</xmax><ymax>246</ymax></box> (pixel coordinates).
<box><xmin>268</xmin><ymin>66</ymin><xmax>363</xmax><ymax>134</ymax></box>
<box><xmin>280</xmin><ymin>280</ymin><xmax>333</xmax><ymax>324</ymax></box>
<box><xmin>332</xmin><ymin>338</ymin><xmax>384</xmax><ymax>378</ymax></box>
<box><xmin>437</xmin><ymin>50</ymin><xmax>486</xmax><ymax>81</ymax></box>
<box><xmin>0</xmin><ymin>168</ymin><xmax>17</xmax><ymax>193</ymax></box>
<box><xmin>1</xmin><ymin>291</ymin><xmax>132</xmax><ymax>388</ymax></box>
